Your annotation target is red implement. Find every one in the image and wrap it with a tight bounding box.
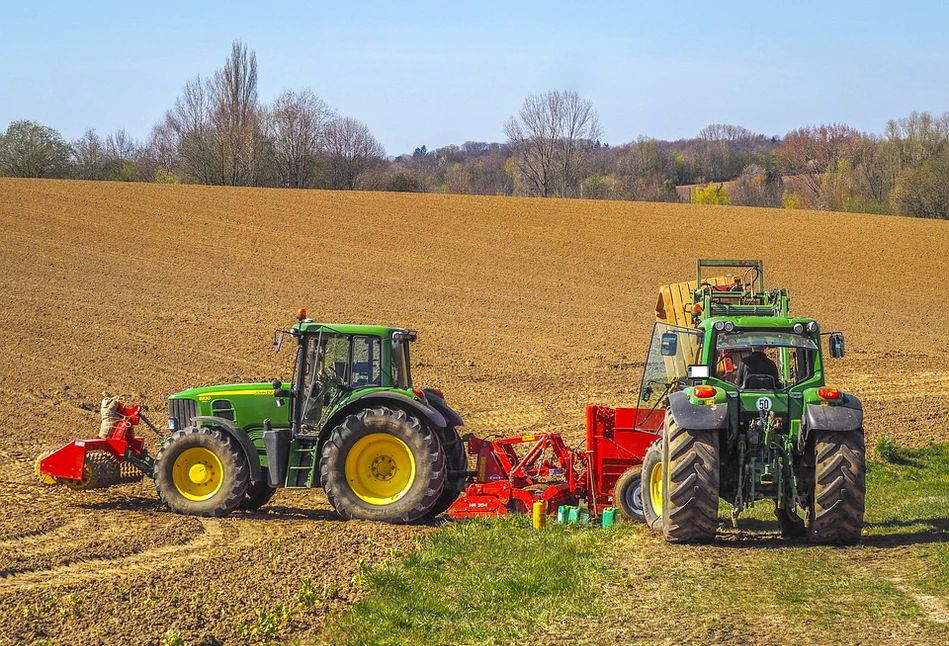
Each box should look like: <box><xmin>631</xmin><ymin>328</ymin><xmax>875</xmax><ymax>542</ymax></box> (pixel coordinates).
<box><xmin>446</xmin><ymin>405</ymin><xmax>662</xmax><ymax>519</ymax></box>
<box><xmin>39</xmin><ymin>403</ymin><xmax>148</xmax><ymax>482</ymax></box>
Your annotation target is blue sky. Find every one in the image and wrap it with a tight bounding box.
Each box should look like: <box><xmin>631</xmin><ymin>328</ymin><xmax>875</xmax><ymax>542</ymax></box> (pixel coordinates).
<box><xmin>1</xmin><ymin>1</ymin><xmax>947</xmax><ymax>155</ymax></box>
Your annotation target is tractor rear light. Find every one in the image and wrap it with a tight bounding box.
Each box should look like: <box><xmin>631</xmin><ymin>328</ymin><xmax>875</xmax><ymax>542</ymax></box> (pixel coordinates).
<box><xmin>818</xmin><ymin>387</ymin><xmax>840</xmax><ymax>400</ymax></box>
<box><xmin>431</xmin><ymin>388</ymin><xmax>444</xmax><ymax>400</ymax></box>
<box><xmin>412</xmin><ymin>388</ymin><xmax>427</xmax><ymax>400</ymax></box>
<box><xmin>693</xmin><ymin>386</ymin><xmax>716</xmax><ymax>399</ymax></box>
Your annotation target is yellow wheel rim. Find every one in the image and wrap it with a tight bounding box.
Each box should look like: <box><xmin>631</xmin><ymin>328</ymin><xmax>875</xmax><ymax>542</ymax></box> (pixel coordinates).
<box><xmin>649</xmin><ymin>460</ymin><xmax>663</xmax><ymax>517</ymax></box>
<box><xmin>172</xmin><ymin>447</ymin><xmax>224</xmax><ymax>501</ymax></box>
<box><xmin>344</xmin><ymin>433</ymin><xmax>416</xmax><ymax>505</ymax></box>
<box><xmin>64</xmin><ymin>462</ymin><xmax>93</xmax><ymax>491</ymax></box>
<box><xmin>35</xmin><ymin>450</ymin><xmax>58</xmax><ymax>486</ymax></box>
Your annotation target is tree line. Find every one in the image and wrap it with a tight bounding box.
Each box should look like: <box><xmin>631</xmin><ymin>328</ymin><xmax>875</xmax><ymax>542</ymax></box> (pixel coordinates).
<box><xmin>2</xmin><ymin>41</ymin><xmax>948</xmax><ymax>219</ymax></box>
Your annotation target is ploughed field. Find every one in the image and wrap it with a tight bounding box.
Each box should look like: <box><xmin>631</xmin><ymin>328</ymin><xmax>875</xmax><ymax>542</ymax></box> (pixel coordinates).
<box><xmin>0</xmin><ymin>178</ymin><xmax>947</xmax><ymax>645</ymax></box>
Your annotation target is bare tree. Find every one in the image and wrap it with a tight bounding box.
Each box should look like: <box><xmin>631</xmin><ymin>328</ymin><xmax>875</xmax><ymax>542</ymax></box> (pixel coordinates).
<box><xmin>211</xmin><ymin>41</ymin><xmax>263</xmax><ymax>186</ymax></box>
<box><xmin>165</xmin><ymin>76</ymin><xmax>216</xmax><ymax>183</ymax></box>
<box><xmin>777</xmin><ymin>124</ymin><xmax>861</xmax><ymax>208</ymax></box>
<box><xmin>504</xmin><ymin>90</ymin><xmax>602</xmax><ymax>197</ymax></box>
<box><xmin>72</xmin><ymin>128</ymin><xmax>106</xmax><ymax>179</ymax></box>
<box><xmin>266</xmin><ymin>89</ymin><xmax>333</xmax><ymax>188</ymax></box>
<box><xmin>140</xmin><ymin>120</ymin><xmax>180</xmax><ymax>180</ymax></box>
<box><xmin>324</xmin><ymin>116</ymin><xmax>385</xmax><ymax>189</ymax></box>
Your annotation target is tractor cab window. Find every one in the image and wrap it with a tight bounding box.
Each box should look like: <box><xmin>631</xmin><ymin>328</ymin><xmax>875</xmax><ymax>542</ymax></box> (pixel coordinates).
<box><xmin>301</xmin><ymin>334</ymin><xmax>351</xmax><ymax>429</ymax></box>
<box><xmin>351</xmin><ymin>336</ymin><xmax>382</xmax><ymax>387</ymax></box>
<box><xmin>714</xmin><ymin>331</ymin><xmax>818</xmax><ymax>390</ymax></box>
<box><xmin>638</xmin><ymin>323</ymin><xmax>701</xmax><ymax>409</ymax></box>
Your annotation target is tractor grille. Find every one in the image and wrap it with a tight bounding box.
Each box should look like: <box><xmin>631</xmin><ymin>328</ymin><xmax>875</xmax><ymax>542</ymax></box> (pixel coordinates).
<box><xmin>168</xmin><ymin>398</ymin><xmax>198</xmax><ymax>432</ymax></box>
<box><xmin>709</xmin><ymin>304</ymin><xmax>778</xmax><ymax>317</ymax></box>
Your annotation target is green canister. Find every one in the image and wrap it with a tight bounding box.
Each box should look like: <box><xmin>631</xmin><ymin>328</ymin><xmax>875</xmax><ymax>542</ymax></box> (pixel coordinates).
<box><xmin>601</xmin><ymin>507</ymin><xmax>617</xmax><ymax>528</ymax></box>
<box><xmin>557</xmin><ymin>505</ymin><xmax>569</xmax><ymax>524</ymax></box>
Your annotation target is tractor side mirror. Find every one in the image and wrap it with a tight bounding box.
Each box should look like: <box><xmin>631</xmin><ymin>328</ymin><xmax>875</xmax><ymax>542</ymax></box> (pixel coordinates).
<box><xmin>272</xmin><ymin>378</ymin><xmax>290</xmax><ymax>400</ymax></box>
<box><xmin>660</xmin><ymin>332</ymin><xmax>678</xmax><ymax>356</ymax></box>
<box><xmin>273</xmin><ymin>330</ymin><xmax>285</xmax><ymax>354</ymax></box>
<box><xmin>828</xmin><ymin>333</ymin><xmax>846</xmax><ymax>359</ymax></box>
<box><xmin>640</xmin><ymin>385</ymin><xmax>653</xmax><ymax>402</ymax></box>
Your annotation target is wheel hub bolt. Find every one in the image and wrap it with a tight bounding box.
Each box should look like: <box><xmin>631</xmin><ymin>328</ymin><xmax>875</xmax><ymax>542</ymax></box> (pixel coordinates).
<box><xmin>370</xmin><ymin>456</ymin><xmax>396</xmax><ymax>480</ymax></box>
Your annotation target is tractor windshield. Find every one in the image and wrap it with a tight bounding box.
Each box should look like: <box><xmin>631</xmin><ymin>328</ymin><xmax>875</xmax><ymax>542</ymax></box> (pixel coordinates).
<box><xmin>714</xmin><ymin>331</ymin><xmax>818</xmax><ymax>390</ymax></box>
<box><xmin>301</xmin><ymin>334</ymin><xmax>351</xmax><ymax>429</ymax></box>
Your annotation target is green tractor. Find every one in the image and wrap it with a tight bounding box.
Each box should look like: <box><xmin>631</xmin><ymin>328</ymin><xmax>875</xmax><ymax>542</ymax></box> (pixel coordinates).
<box><xmin>156</xmin><ymin>309</ymin><xmax>467</xmax><ymax>523</ymax></box>
<box><xmin>639</xmin><ymin>260</ymin><xmax>865</xmax><ymax>544</ymax></box>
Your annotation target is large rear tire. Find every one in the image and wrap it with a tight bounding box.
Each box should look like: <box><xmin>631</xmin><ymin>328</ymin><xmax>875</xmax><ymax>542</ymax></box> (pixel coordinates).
<box><xmin>614</xmin><ymin>466</ymin><xmax>645</xmax><ymax>522</ymax></box>
<box><xmin>320</xmin><ymin>407</ymin><xmax>446</xmax><ymax>523</ymax></box>
<box><xmin>425</xmin><ymin>426</ymin><xmax>468</xmax><ymax>517</ymax></box>
<box><xmin>663</xmin><ymin>418</ymin><xmax>720</xmax><ymax>544</ymax></box>
<box><xmin>808</xmin><ymin>429</ymin><xmax>865</xmax><ymax>545</ymax></box>
<box><xmin>640</xmin><ymin>442</ymin><xmax>664</xmax><ymax>530</ymax></box>
<box><xmin>155</xmin><ymin>427</ymin><xmax>249</xmax><ymax>517</ymax></box>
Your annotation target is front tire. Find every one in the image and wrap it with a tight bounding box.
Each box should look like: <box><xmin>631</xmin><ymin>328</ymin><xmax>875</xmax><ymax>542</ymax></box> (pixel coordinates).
<box><xmin>154</xmin><ymin>427</ymin><xmax>249</xmax><ymax>517</ymax></box>
<box><xmin>640</xmin><ymin>442</ymin><xmax>664</xmax><ymax>530</ymax></box>
<box><xmin>320</xmin><ymin>407</ymin><xmax>446</xmax><ymax>523</ymax></box>
<box><xmin>663</xmin><ymin>418</ymin><xmax>720</xmax><ymax>544</ymax></box>
<box><xmin>808</xmin><ymin>429</ymin><xmax>865</xmax><ymax>545</ymax></box>
<box><xmin>240</xmin><ymin>480</ymin><xmax>278</xmax><ymax>512</ymax></box>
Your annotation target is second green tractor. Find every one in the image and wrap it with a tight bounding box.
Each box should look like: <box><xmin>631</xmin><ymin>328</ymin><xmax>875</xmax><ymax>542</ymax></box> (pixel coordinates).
<box><xmin>638</xmin><ymin>260</ymin><xmax>865</xmax><ymax>544</ymax></box>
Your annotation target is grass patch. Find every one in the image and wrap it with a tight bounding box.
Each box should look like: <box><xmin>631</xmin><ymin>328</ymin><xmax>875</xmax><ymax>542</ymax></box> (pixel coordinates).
<box><xmin>326</xmin><ymin>516</ymin><xmax>623</xmax><ymax>645</ymax></box>
<box><xmin>323</xmin><ymin>444</ymin><xmax>949</xmax><ymax>645</ymax></box>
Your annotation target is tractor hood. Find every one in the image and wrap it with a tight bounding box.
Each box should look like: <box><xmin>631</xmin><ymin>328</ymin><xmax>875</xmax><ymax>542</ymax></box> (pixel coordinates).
<box><xmin>168</xmin><ymin>382</ymin><xmax>290</xmax><ymax>431</ymax></box>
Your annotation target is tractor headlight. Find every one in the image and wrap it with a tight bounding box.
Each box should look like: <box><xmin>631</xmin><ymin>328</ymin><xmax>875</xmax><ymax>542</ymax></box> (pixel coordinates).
<box><xmin>807</xmin><ymin>321</ymin><xmax>820</xmax><ymax>334</ymax></box>
<box><xmin>793</xmin><ymin>323</ymin><xmax>805</xmax><ymax>334</ymax></box>
<box><xmin>714</xmin><ymin>321</ymin><xmax>725</xmax><ymax>330</ymax></box>
<box><xmin>724</xmin><ymin>321</ymin><xmax>735</xmax><ymax>332</ymax></box>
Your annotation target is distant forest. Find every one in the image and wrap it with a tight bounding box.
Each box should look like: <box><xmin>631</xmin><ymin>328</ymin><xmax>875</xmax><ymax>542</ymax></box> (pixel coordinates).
<box><xmin>2</xmin><ymin>41</ymin><xmax>948</xmax><ymax>219</ymax></box>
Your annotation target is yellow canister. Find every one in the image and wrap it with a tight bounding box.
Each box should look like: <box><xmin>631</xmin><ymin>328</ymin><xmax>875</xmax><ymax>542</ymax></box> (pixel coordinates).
<box><xmin>532</xmin><ymin>500</ymin><xmax>548</xmax><ymax>530</ymax></box>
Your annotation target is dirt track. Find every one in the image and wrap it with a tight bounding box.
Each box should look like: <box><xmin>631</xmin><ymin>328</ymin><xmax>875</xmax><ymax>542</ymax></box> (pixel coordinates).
<box><xmin>1</xmin><ymin>179</ymin><xmax>948</xmax><ymax>644</ymax></box>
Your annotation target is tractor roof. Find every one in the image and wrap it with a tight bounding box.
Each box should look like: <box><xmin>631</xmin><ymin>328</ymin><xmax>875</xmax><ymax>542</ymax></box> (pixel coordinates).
<box><xmin>292</xmin><ymin>321</ymin><xmax>414</xmax><ymax>339</ymax></box>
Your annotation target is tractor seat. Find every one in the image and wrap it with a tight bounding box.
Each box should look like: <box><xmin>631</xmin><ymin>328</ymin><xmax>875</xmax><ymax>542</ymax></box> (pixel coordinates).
<box><xmin>742</xmin><ymin>374</ymin><xmax>777</xmax><ymax>391</ymax></box>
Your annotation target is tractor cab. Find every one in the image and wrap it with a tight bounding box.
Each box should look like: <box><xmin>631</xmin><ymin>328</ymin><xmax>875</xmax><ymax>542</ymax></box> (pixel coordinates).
<box><xmin>275</xmin><ymin>312</ymin><xmax>421</xmax><ymax>436</ymax></box>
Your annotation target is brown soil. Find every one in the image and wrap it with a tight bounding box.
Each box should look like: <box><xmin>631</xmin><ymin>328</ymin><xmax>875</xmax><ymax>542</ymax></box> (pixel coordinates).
<box><xmin>1</xmin><ymin>178</ymin><xmax>947</xmax><ymax>644</ymax></box>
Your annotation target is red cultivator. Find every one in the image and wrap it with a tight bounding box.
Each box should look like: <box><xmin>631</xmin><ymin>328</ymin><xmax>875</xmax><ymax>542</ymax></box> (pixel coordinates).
<box><xmin>35</xmin><ymin>402</ymin><xmax>156</xmax><ymax>490</ymax></box>
<box><xmin>447</xmin><ymin>405</ymin><xmax>664</xmax><ymax>519</ymax></box>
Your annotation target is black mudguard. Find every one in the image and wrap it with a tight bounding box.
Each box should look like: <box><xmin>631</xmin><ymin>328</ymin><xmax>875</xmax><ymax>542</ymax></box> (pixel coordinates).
<box><xmin>422</xmin><ymin>391</ymin><xmax>464</xmax><ymax>428</ymax></box>
<box><xmin>667</xmin><ymin>390</ymin><xmax>729</xmax><ymax>430</ymax></box>
<box><xmin>322</xmin><ymin>391</ymin><xmax>448</xmax><ymax>435</ymax></box>
<box><xmin>191</xmin><ymin>415</ymin><xmax>264</xmax><ymax>482</ymax></box>
<box><xmin>805</xmin><ymin>396</ymin><xmax>863</xmax><ymax>432</ymax></box>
